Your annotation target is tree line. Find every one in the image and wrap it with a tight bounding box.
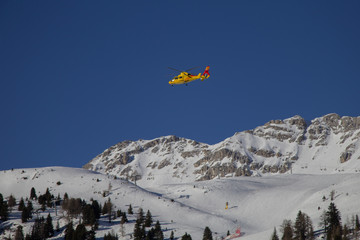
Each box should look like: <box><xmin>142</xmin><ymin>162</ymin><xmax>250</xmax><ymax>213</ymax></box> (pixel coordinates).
<box><xmin>270</xmin><ymin>202</ymin><xmax>360</xmax><ymax>240</ymax></box>
<box><xmin>1</xmin><ymin>187</ymin><xmax>220</xmax><ymax>240</ymax></box>
<box><xmin>1</xmin><ymin>187</ymin><xmax>165</xmax><ymax>240</ymax></box>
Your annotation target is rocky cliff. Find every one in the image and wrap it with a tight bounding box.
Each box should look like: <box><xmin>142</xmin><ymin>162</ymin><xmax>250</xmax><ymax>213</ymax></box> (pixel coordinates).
<box><xmin>83</xmin><ymin>114</ymin><xmax>360</xmax><ymax>186</ymax></box>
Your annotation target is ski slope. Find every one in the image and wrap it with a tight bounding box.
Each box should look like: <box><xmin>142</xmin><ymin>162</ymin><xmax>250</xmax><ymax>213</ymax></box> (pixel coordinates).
<box><xmin>1</xmin><ymin>167</ymin><xmax>359</xmax><ymax>239</ymax></box>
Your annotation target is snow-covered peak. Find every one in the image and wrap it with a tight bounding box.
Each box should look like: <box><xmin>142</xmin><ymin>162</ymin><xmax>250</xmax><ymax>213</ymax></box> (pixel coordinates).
<box><xmin>83</xmin><ymin>114</ymin><xmax>360</xmax><ymax>186</ymax></box>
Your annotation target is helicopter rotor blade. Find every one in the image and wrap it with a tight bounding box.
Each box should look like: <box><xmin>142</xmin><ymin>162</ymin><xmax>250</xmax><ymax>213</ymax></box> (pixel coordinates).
<box><xmin>185</xmin><ymin>66</ymin><xmax>199</xmax><ymax>72</ymax></box>
<box><xmin>168</xmin><ymin>67</ymin><xmax>183</xmax><ymax>73</ymax></box>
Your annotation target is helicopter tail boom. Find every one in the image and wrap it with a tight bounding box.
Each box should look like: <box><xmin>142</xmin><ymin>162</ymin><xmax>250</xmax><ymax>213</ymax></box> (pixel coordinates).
<box><xmin>201</xmin><ymin>66</ymin><xmax>210</xmax><ymax>80</ymax></box>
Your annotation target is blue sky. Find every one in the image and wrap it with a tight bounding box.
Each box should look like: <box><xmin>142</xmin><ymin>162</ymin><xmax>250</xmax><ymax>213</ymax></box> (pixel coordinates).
<box><xmin>1</xmin><ymin>1</ymin><xmax>359</xmax><ymax>170</ymax></box>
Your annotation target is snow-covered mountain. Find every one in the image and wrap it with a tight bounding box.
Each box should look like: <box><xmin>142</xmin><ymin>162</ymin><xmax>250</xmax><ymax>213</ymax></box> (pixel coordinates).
<box><xmin>83</xmin><ymin>113</ymin><xmax>360</xmax><ymax>186</ymax></box>
<box><xmin>1</xmin><ymin>113</ymin><xmax>360</xmax><ymax>239</ymax></box>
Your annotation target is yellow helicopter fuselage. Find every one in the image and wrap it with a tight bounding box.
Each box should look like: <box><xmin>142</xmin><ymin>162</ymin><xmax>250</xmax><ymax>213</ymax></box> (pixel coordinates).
<box><xmin>168</xmin><ymin>66</ymin><xmax>210</xmax><ymax>85</ymax></box>
<box><xmin>168</xmin><ymin>73</ymin><xmax>201</xmax><ymax>85</ymax></box>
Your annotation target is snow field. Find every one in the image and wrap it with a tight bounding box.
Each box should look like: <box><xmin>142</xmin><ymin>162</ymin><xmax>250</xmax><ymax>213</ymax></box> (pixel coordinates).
<box><xmin>1</xmin><ymin>167</ymin><xmax>360</xmax><ymax>239</ymax></box>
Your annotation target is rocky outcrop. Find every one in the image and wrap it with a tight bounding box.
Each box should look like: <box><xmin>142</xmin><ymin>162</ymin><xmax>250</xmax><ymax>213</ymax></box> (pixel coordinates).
<box><xmin>248</xmin><ymin>147</ymin><xmax>276</xmax><ymax>158</ymax></box>
<box><xmin>252</xmin><ymin>115</ymin><xmax>307</xmax><ymax>144</ymax></box>
<box><xmin>83</xmin><ymin>114</ymin><xmax>360</xmax><ymax>183</ymax></box>
<box><xmin>340</xmin><ymin>143</ymin><xmax>356</xmax><ymax>163</ymax></box>
<box><xmin>158</xmin><ymin>159</ymin><xmax>172</xmax><ymax>169</ymax></box>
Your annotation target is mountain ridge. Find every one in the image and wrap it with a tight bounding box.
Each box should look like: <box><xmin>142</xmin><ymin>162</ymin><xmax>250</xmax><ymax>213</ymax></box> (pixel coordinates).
<box><xmin>83</xmin><ymin>113</ymin><xmax>360</xmax><ymax>186</ymax></box>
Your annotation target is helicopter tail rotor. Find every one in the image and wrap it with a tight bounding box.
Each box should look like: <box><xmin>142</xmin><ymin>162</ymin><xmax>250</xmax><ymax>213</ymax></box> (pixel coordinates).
<box><xmin>201</xmin><ymin>66</ymin><xmax>210</xmax><ymax>81</ymax></box>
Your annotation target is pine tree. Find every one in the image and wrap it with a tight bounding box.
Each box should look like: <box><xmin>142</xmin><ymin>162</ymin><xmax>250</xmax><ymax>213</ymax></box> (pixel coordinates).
<box><xmin>342</xmin><ymin>224</ymin><xmax>350</xmax><ymax>240</ymax></box>
<box><xmin>107</xmin><ymin>198</ymin><xmax>113</xmax><ymax>223</ymax></box>
<box><xmin>137</xmin><ymin>207</ymin><xmax>145</xmax><ymax>224</ymax></box>
<box><xmin>134</xmin><ymin>219</ymin><xmax>144</xmax><ymax>240</ymax></box>
<box><xmin>147</xmin><ymin>228</ymin><xmax>155</xmax><ymax>240</ymax></box>
<box><xmin>142</xmin><ymin>224</ymin><xmax>147</xmax><ymax>240</ymax></box>
<box><xmin>355</xmin><ymin>215</ymin><xmax>360</xmax><ymax>240</ymax></box>
<box><xmin>101</xmin><ymin>198</ymin><xmax>113</xmax><ymax>222</ymax></box>
<box><xmin>41</xmin><ymin>202</ymin><xmax>46</xmax><ymax>211</ymax></box>
<box><xmin>18</xmin><ymin>197</ymin><xmax>25</xmax><ymax>211</ymax></box>
<box><xmin>30</xmin><ymin>187</ymin><xmax>37</xmax><ymax>200</ymax></box>
<box><xmin>154</xmin><ymin>220</ymin><xmax>164</xmax><ymax>240</ymax></box>
<box><xmin>45</xmin><ymin>213</ymin><xmax>54</xmax><ymax>237</ymax></box>
<box><xmin>128</xmin><ymin>204</ymin><xmax>133</xmax><ymax>214</ymax></box>
<box><xmin>319</xmin><ymin>210</ymin><xmax>329</xmax><ymax>234</ymax></box>
<box><xmin>181</xmin><ymin>232</ymin><xmax>192</xmax><ymax>240</ymax></box>
<box><xmin>92</xmin><ymin>200</ymin><xmax>101</xmax><ymax>219</ymax></box>
<box><xmin>145</xmin><ymin>209</ymin><xmax>153</xmax><ymax>227</ymax></box>
<box><xmin>170</xmin><ymin>231</ymin><xmax>174</xmax><ymax>240</ymax></box>
<box><xmin>62</xmin><ymin>197</ymin><xmax>82</xmax><ymax>218</ymax></box>
<box><xmin>203</xmin><ymin>226</ymin><xmax>213</xmax><ymax>240</ymax></box>
<box><xmin>65</xmin><ymin>221</ymin><xmax>75</xmax><ymax>240</ymax></box>
<box><xmin>8</xmin><ymin>194</ymin><xmax>16</xmax><ymax>210</ymax></box>
<box><xmin>117</xmin><ymin>209</ymin><xmax>122</xmax><ymax>218</ymax></box>
<box><xmin>326</xmin><ymin>202</ymin><xmax>342</xmax><ymax>240</ymax></box>
<box><xmin>44</xmin><ymin>187</ymin><xmax>53</xmax><ymax>208</ymax></box>
<box><xmin>0</xmin><ymin>193</ymin><xmax>9</xmax><ymax>221</ymax></box>
<box><xmin>293</xmin><ymin>211</ymin><xmax>314</xmax><ymax>240</ymax></box>
<box><xmin>280</xmin><ymin>219</ymin><xmax>293</xmax><ymax>240</ymax></box>
<box><xmin>31</xmin><ymin>217</ymin><xmax>45</xmax><ymax>240</ymax></box>
<box><xmin>305</xmin><ymin>215</ymin><xmax>314</xmax><ymax>240</ymax></box>
<box><xmin>21</xmin><ymin>204</ymin><xmax>31</xmax><ymax>224</ymax></box>
<box><xmin>63</xmin><ymin>192</ymin><xmax>69</xmax><ymax>200</ymax></box>
<box><xmin>102</xmin><ymin>200</ymin><xmax>109</xmax><ymax>215</ymax></box>
<box><xmin>14</xmin><ymin>225</ymin><xmax>24</xmax><ymax>240</ymax></box>
<box><xmin>104</xmin><ymin>231</ymin><xmax>118</xmax><ymax>240</ymax></box>
<box><xmin>121</xmin><ymin>212</ymin><xmax>128</xmax><ymax>224</ymax></box>
<box><xmin>26</xmin><ymin>200</ymin><xmax>33</xmax><ymax>212</ymax></box>
<box><xmin>333</xmin><ymin>225</ymin><xmax>342</xmax><ymax>240</ymax></box>
<box><xmin>38</xmin><ymin>194</ymin><xmax>46</xmax><ymax>206</ymax></box>
<box><xmin>294</xmin><ymin>211</ymin><xmax>306</xmax><ymax>240</ymax></box>
<box><xmin>82</xmin><ymin>204</ymin><xmax>96</xmax><ymax>225</ymax></box>
<box><xmin>2</xmin><ymin>202</ymin><xmax>9</xmax><ymax>221</ymax></box>
<box><xmin>21</xmin><ymin>206</ymin><xmax>30</xmax><ymax>223</ymax></box>
<box><xmin>75</xmin><ymin>223</ymin><xmax>87</xmax><ymax>240</ymax></box>
<box><xmin>271</xmin><ymin>227</ymin><xmax>279</xmax><ymax>240</ymax></box>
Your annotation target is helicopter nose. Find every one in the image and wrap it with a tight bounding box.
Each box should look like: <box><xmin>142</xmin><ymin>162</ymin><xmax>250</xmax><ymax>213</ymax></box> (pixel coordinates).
<box><xmin>169</xmin><ymin>79</ymin><xmax>174</xmax><ymax>84</ymax></box>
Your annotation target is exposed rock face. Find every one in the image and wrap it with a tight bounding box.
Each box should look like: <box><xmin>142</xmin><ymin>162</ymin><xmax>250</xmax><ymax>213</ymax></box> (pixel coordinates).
<box><xmin>83</xmin><ymin>114</ymin><xmax>360</xmax><ymax>184</ymax></box>
<box><xmin>252</xmin><ymin>115</ymin><xmax>307</xmax><ymax>144</ymax></box>
<box><xmin>340</xmin><ymin>143</ymin><xmax>357</xmax><ymax>163</ymax></box>
<box><xmin>248</xmin><ymin>147</ymin><xmax>276</xmax><ymax>158</ymax></box>
<box><xmin>192</xmin><ymin>149</ymin><xmax>251</xmax><ymax>180</ymax></box>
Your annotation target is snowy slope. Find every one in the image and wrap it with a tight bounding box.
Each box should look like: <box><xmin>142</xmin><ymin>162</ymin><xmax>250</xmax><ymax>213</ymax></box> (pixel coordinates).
<box><xmin>1</xmin><ymin>167</ymin><xmax>360</xmax><ymax>239</ymax></box>
<box><xmin>1</xmin><ymin>113</ymin><xmax>360</xmax><ymax>239</ymax></box>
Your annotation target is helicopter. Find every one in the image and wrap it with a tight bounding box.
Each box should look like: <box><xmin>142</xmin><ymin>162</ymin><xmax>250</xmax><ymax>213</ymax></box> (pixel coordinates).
<box><xmin>168</xmin><ymin>66</ymin><xmax>210</xmax><ymax>86</ymax></box>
